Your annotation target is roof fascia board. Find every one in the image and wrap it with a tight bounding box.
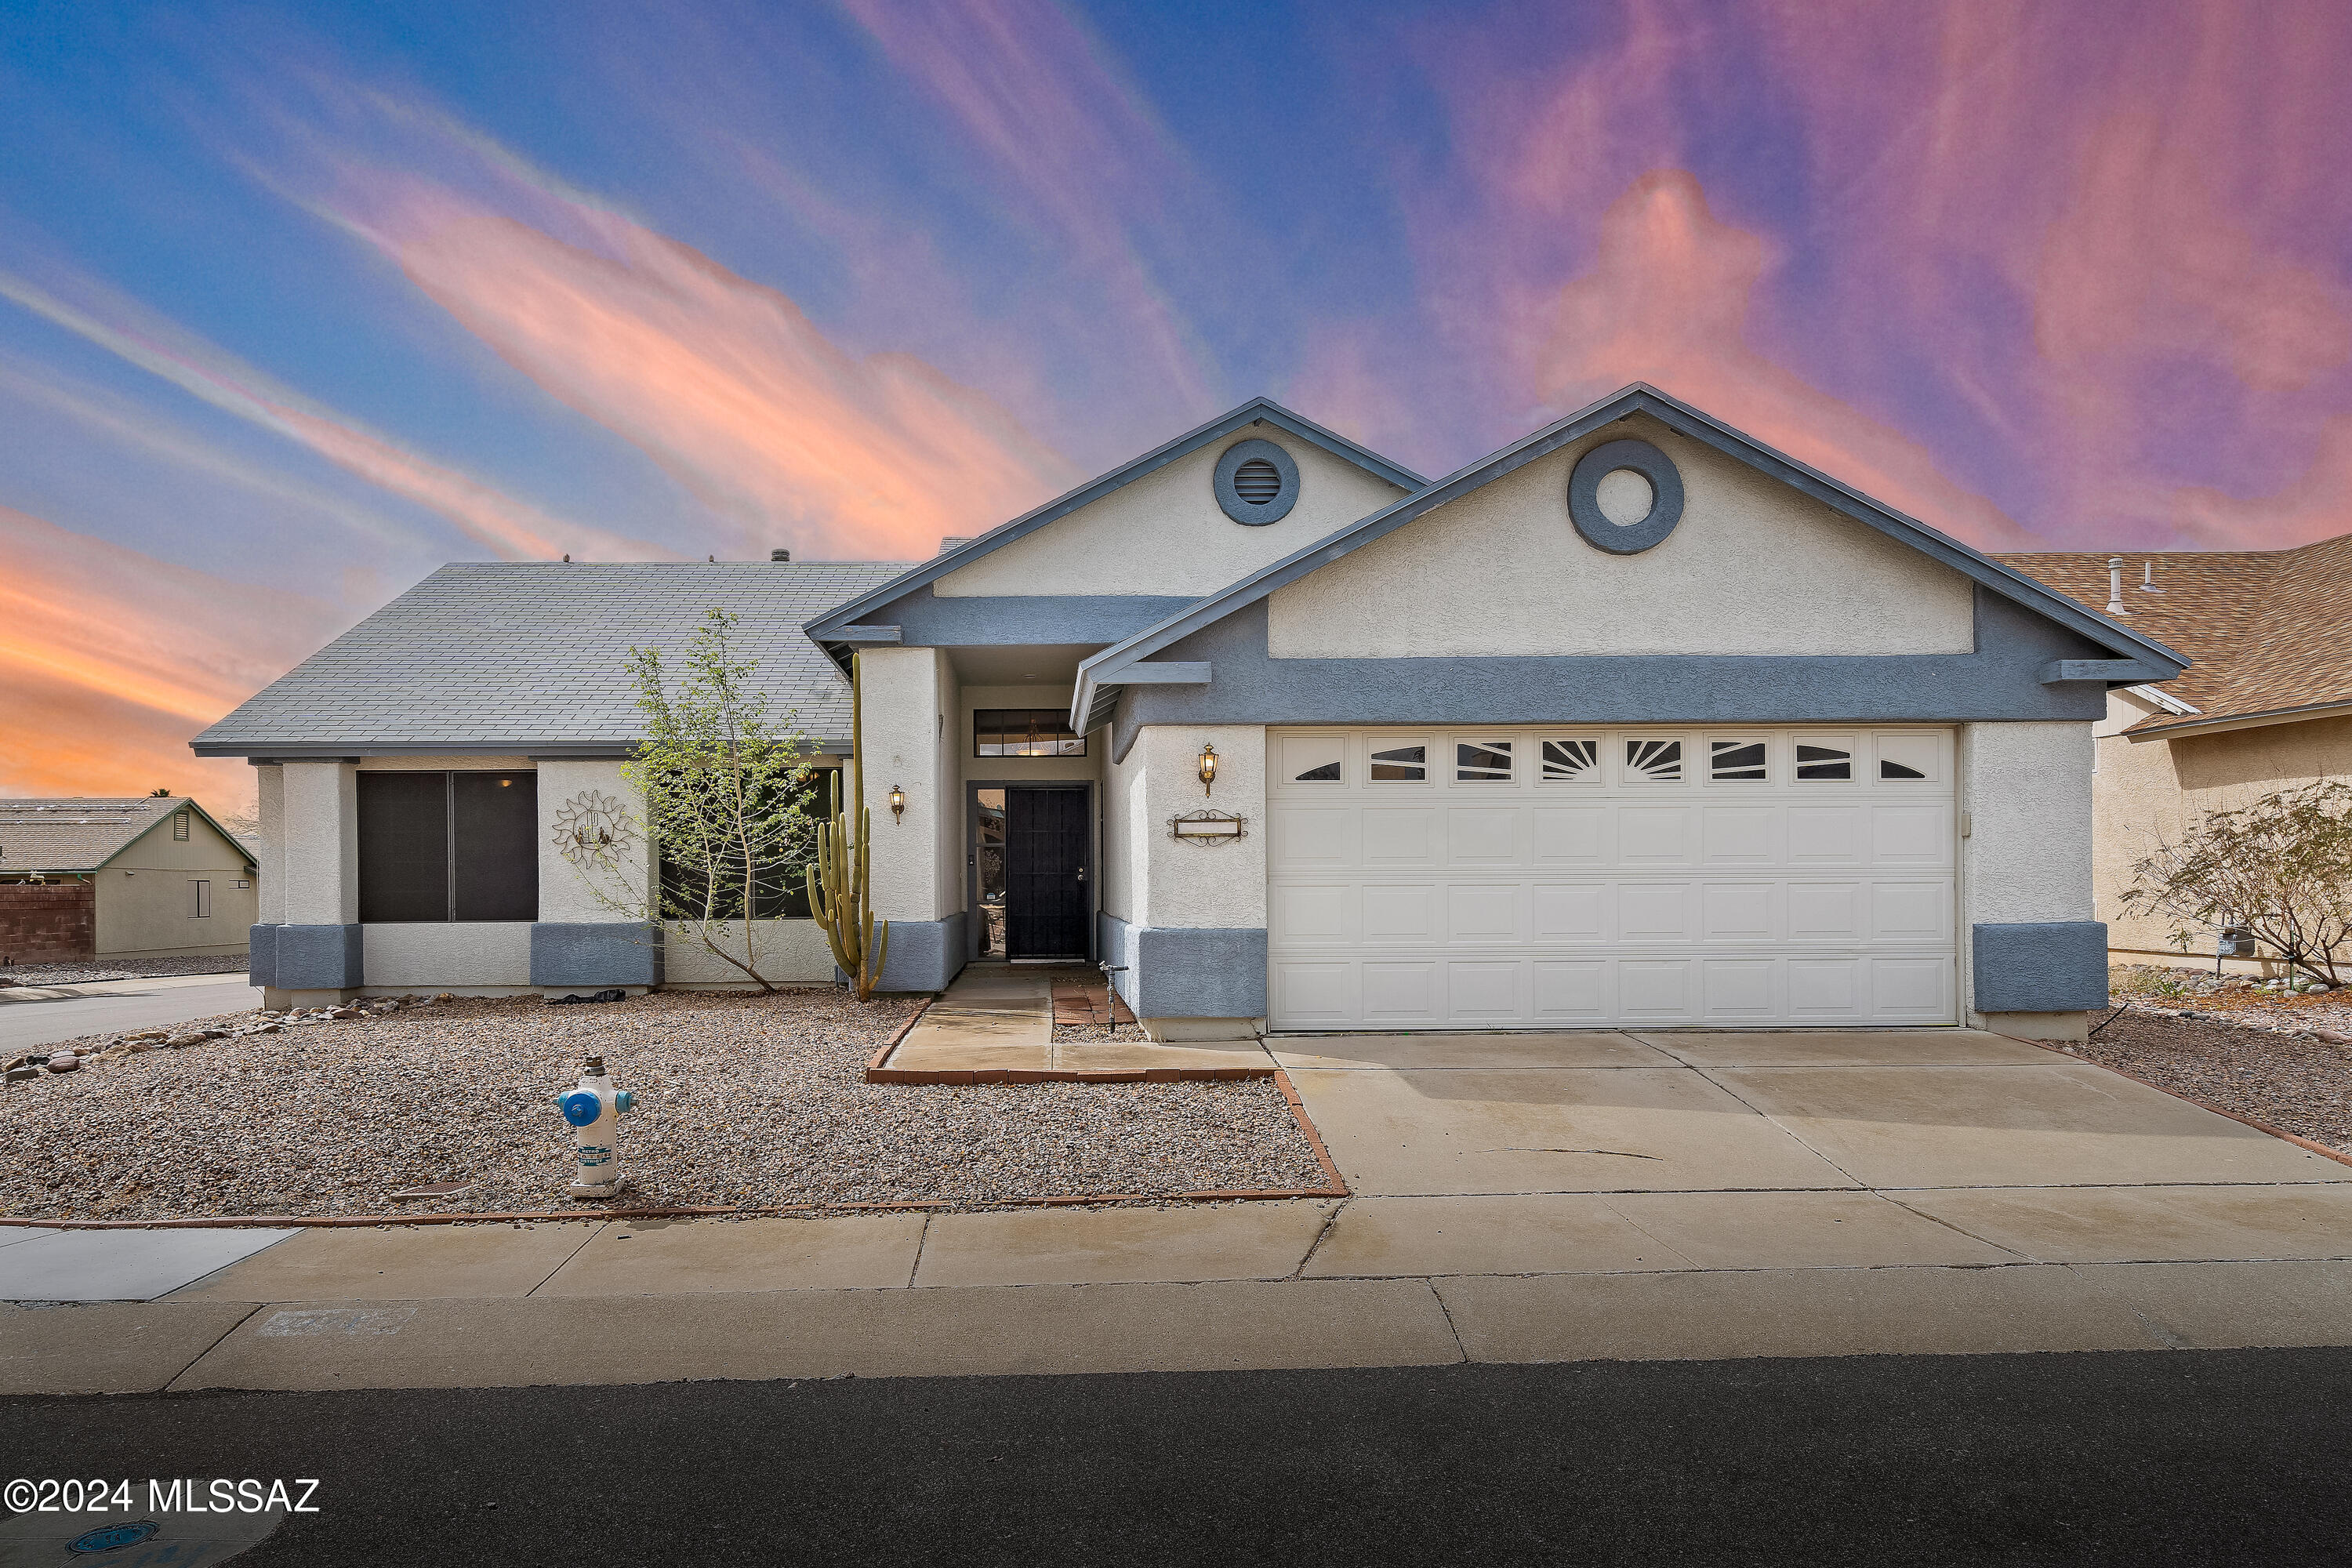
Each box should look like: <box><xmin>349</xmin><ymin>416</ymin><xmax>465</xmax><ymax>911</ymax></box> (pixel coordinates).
<box><xmin>1073</xmin><ymin>385</ymin><xmax>2184</xmax><ymax>721</ymax></box>
<box><xmin>2122</xmin><ymin>682</ymin><xmax>2200</xmax><ymax>716</ymax></box>
<box><xmin>217</xmin><ymin>741</ymin><xmax>856</xmax><ymax>760</ymax></box>
<box><xmin>804</xmin><ymin>397</ymin><xmax>1425</xmax><ymax>643</ymax></box>
<box><xmin>2126</xmin><ymin>698</ymin><xmax>2352</xmax><ymax>742</ymax></box>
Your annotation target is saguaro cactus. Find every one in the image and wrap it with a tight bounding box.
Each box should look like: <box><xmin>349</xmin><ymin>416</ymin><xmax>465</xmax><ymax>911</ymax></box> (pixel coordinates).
<box><xmin>808</xmin><ymin>654</ymin><xmax>890</xmax><ymax>1000</ymax></box>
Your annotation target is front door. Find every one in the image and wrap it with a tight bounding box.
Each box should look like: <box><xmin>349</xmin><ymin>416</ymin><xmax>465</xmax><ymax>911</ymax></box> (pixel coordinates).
<box><xmin>1005</xmin><ymin>786</ymin><xmax>1090</xmax><ymax>958</ymax></box>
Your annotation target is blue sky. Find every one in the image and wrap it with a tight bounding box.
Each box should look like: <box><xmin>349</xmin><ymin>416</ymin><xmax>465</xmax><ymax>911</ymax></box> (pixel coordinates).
<box><xmin>3</xmin><ymin>0</ymin><xmax>2348</xmax><ymax>801</ymax></box>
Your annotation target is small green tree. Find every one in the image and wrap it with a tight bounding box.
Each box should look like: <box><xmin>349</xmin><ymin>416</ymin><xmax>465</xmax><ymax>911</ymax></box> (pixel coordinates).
<box><xmin>2120</xmin><ymin>782</ymin><xmax>2352</xmax><ymax>986</ymax></box>
<box><xmin>593</xmin><ymin>608</ymin><xmax>821</xmax><ymax>992</ymax></box>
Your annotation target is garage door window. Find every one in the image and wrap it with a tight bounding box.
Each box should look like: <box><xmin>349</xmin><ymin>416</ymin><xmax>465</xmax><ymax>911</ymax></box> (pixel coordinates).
<box><xmin>1540</xmin><ymin>738</ymin><xmax>1600</xmax><ymax>782</ymax></box>
<box><xmin>1455</xmin><ymin>740</ymin><xmax>1513</xmax><ymax>782</ymax></box>
<box><xmin>1876</xmin><ymin>734</ymin><xmax>1940</xmax><ymax>781</ymax></box>
<box><xmin>1282</xmin><ymin>735</ymin><xmax>1345</xmax><ymax>783</ymax></box>
<box><xmin>1795</xmin><ymin>740</ymin><xmax>1853</xmax><ymax>781</ymax></box>
<box><xmin>1625</xmin><ymin>738</ymin><xmax>1682</xmax><ymax>782</ymax></box>
<box><xmin>1709</xmin><ymin>740</ymin><xmax>1769</xmax><ymax>781</ymax></box>
<box><xmin>1370</xmin><ymin>743</ymin><xmax>1427</xmax><ymax>782</ymax></box>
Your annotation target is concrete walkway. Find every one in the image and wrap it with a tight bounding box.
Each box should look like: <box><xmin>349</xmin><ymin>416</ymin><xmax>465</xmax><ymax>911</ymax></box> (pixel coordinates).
<box><xmin>0</xmin><ymin>972</ymin><xmax>260</xmax><ymax>1054</ymax></box>
<box><xmin>8</xmin><ymin>1026</ymin><xmax>2352</xmax><ymax>1395</ymax></box>
<box><xmin>873</xmin><ymin>964</ymin><xmax>1276</xmax><ymax>1081</ymax></box>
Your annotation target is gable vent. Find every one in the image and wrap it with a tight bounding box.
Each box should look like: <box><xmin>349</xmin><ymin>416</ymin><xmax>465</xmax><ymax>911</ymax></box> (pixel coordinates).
<box><xmin>1232</xmin><ymin>458</ymin><xmax>1283</xmax><ymax>506</ymax></box>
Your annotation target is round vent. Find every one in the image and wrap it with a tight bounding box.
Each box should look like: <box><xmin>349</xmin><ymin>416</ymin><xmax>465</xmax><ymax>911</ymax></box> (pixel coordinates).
<box><xmin>1232</xmin><ymin>457</ymin><xmax>1282</xmax><ymax>505</ymax></box>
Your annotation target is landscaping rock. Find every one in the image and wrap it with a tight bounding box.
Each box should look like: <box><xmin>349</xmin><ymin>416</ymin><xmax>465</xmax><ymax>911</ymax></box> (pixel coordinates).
<box><xmin>45</xmin><ymin>1052</ymin><xmax>80</xmax><ymax>1073</ymax></box>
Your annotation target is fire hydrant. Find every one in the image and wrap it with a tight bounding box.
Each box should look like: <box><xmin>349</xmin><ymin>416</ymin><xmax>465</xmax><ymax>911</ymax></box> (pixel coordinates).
<box><xmin>557</xmin><ymin>1054</ymin><xmax>635</xmax><ymax>1200</ymax></box>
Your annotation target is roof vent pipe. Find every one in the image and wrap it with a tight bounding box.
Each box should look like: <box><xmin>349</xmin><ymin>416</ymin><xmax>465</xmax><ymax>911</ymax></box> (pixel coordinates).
<box><xmin>2140</xmin><ymin>560</ymin><xmax>2162</xmax><ymax>594</ymax></box>
<box><xmin>771</xmin><ymin>549</ymin><xmax>791</xmax><ymax>562</ymax></box>
<box><xmin>2105</xmin><ymin>557</ymin><xmax>2130</xmax><ymax>617</ymax></box>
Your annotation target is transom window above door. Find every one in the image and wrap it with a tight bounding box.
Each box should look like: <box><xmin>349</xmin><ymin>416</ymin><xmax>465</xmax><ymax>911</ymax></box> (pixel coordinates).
<box><xmin>975</xmin><ymin>709</ymin><xmax>1087</xmax><ymax>757</ymax></box>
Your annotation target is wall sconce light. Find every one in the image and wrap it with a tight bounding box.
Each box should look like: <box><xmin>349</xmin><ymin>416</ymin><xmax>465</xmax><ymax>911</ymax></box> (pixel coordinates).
<box><xmin>1197</xmin><ymin>742</ymin><xmax>1218</xmax><ymax>797</ymax></box>
<box><xmin>888</xmin><ymin>784</ymin><xmax>906</xmax><ymax>822</ymax></box>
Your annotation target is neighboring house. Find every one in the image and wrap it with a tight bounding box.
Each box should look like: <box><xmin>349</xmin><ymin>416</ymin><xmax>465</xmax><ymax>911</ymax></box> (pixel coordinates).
<box><xmin>0</xmin><ymin>797</ymin><xmax>259</xmax><ymax>966</ymax></box>
<box><xmin>1994</xmin><ymin>535</ymin><xmax>2352</xmax><ymax>974</ymax></box>
<box><xmin>197</xmin><ymin>387</ymin><xmax>2183</xmax><ymax>1040</ymax></box>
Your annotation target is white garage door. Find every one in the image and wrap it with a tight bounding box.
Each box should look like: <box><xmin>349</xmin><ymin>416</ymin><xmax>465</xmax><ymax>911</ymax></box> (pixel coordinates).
<box><xmin>1266</xmin><ymin>728</ymin><xmax>1958</xmax><ymax>1030</ymax></box>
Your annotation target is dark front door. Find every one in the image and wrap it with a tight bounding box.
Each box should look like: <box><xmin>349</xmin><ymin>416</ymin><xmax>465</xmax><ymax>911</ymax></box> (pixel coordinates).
<box><xmin>1005</xmin><ymin>787</ymin><xmax>1089</xmax><ymax>959</ymax></box>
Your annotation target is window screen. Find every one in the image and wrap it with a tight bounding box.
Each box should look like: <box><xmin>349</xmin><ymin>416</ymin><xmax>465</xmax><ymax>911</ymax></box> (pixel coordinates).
<box><xmin>453</xmin><ymin>774</ymin><xmax>538</xmax><ymax>921</ymax></box>
<box><xmin>191</xmin><ymin>880</ymin><xmax>211</xmax><ymax>918</ymax></box>
<box><xmin>358</xmin><ymin>772</ymin><xmax>539</xmax><ymax>923</ymax></box>
<box><xmin>975</xmin><ymin>710</ymin><xmax>1086</xmax><ymax>757</ymax></box>
<box><xmin>358</xmin><ymin>773</ymin><xmax>450</xmax><ymax>922</ymax></box>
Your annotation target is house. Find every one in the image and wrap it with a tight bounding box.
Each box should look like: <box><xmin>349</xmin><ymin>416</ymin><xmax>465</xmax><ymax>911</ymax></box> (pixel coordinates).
<box><xmin>197</xmin><ymin>385</ymin><xmax>2184</xmax><ymax>1040</ymax></box>
<box><xmin>0</xmin><ymin>797</ymin><xmax>259</xmax><ymax>967</ymax></box>
<box><xmin>1993</xmin><ymin>535</ymin><xmax>2352</xmax><ymax>974</ymax></box>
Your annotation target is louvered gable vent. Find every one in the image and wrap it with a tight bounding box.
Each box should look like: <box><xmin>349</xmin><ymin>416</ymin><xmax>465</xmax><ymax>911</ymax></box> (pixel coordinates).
<box><xmin>1232</xmin><ymin>457</ymin><xmax>1282</xmax><ymax>505</ymax></box>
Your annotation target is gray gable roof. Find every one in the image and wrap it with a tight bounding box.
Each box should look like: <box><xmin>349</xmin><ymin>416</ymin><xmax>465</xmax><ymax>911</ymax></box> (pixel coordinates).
<box><xmin>192</xmin><ymin>561</ymin><xmax>909</xmax><ymax>758</ymax></box>
<box><xmin>803</xmin><ymin>397</ymin><xmax>1425</xmax><ymax>658</ymax></box>
<box><xmin>1070</xmin><ymin>383</ymin><xmax>2190</xmax><ymax>724</ymax></box>
<box><xmin>0</xmin><ymin>797</ymin><xmax>250</xmax><ymax>873</ymax></box>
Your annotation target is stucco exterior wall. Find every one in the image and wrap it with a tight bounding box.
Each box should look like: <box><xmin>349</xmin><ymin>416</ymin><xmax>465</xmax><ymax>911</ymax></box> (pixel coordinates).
<box><xmin>281</xmin><ymin>760</ymin><xmax>358</xmax><ymax>925</ymax></box>
<box><xmin>1123</xmin><ymin>724</ymin><xmax>1267</xmax><ymax>932</ymax></box>
<box><xmin>934</xmin><ymin>426</ymin><xmax>1408</xmax><ymax>599</ymax></box>
<box><xmin>535</xmin><ymin>760</ymin><xmax>653</xmax><ymax>924</ymax></box>
<box><xmin>662</xmin><ymin>920</ymin><xmax>838</xmax><ymax>985</ymax></box>
<box><xmin>1962</xmin><ymin>720</ymin><xmax>2095</xmax><ymax>1018</ymax></box>
<box><xmin>362</xmin><ymin>922</ymin><xmax>534</xmax><ymax>989</ymax></box>
<box><xmin>1266</xmin><ymin>418</ymin><xmax>1976</xmax><ymax>659</ymax></box>
<box><xmin>2093</xmin><ymin>700</ymin><xmax>2352</xmax><ymax>960</ymax></box>
<box><xmin>856</xmin><ymin>646</ymin><xmax>956</xmax><ymax>921</ymax></box>
<box><xmin>256</xmin><ymin>766</ymin><xmax>285</xmax><ymax>924</ymax></box>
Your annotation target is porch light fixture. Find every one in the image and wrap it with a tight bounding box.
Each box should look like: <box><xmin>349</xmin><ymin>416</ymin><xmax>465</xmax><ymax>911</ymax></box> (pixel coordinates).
<box><xmin>1197</xmin><ymin>742</ymin><xmax>1218</xmax><ymax>796</ymax></box>
<box><xmin>888</xmin><ymin>784</ymin><xmax>906</xmax><ymax>822</ymax></box>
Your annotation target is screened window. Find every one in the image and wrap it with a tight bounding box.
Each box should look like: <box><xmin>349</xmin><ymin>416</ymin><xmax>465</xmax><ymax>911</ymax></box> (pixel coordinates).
<box><xmin>656</xmin><ymin>766</ymin><xmax>840</xmax><ymax>920</ymax></box>
<box><xmin>358</xmin><ymin>772</ymin><xmax>538</xmax><ymax>923</ymax></box>
<box><xmin>975</xmin><ymin>710</ymin><xmax>1086</xmax><ymax>757</ymax></box>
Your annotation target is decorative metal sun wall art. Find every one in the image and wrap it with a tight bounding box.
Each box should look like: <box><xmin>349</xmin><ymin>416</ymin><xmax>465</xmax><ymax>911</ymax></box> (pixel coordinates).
<box><xmin>553</xmin><ymin>789</ymin><xmax>634</xmax><ymax>869</ymax></box>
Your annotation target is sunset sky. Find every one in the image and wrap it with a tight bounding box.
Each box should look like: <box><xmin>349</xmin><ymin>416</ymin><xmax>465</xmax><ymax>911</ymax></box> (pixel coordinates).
<box><xmin>4</xmin><ymin>0</ymin><xmax>2348</xmax><ymax>811</ymax></box>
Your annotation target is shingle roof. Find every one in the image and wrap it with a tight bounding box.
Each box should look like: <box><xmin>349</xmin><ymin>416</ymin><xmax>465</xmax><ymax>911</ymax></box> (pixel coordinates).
<box><xmin>1993</xmin><ymin>532</ymin><xmax>2352</xmax><ymax>735</ymax></box>
<box><xmin>0</xmin><ymin>797</ymin><xmax>214</xmax><ymax>873</ymax></box>
<box><xmin>191</xmin><ymin>561</ymin><xmax>909</xmax><ymax>757</ymax></box>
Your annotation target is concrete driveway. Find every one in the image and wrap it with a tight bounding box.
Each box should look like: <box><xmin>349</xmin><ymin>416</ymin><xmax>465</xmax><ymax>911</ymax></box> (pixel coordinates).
<box><xmin>1275</xmin><ymin>1028</ymin><xmax>2351</xmax><ymax>1282</ymax></box>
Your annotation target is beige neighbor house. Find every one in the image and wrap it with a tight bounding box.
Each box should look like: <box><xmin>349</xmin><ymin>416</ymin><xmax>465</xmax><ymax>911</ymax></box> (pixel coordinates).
<box><xmin>1995</xmin><ymin>532</ymin><xmax>2352</xmax><ymax>975</ymax></box>
<box><xmin>0</xmin><ymin>797</ymin><xmax>259</xmax><ymax>968</ymax></box>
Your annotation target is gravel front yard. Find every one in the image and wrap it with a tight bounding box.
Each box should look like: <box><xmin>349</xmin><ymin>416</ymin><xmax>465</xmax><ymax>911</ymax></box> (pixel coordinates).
<box><xmin>2075</xmin><ymin>993</ymin><xmax>2352</xmax><ymax>1159</ymax></box>
<box><xmin>0</xmin><ymin>990</ymin><xmax>1328</xmax><ymax>1221</ymax></box>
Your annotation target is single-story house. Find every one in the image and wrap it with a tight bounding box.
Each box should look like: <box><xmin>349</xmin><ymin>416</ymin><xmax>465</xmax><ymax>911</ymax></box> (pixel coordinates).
<box><xmin>1994</xmin><ymin>534</ymin><xmax>2352</xmax><ymax>975</ymax></box>
<box><xmin>196</xmin><ymin>384</ymin><xmax>2185</xmax><ymax>1040</ymax></box>
<box><xmin>0</xmin><ymin>797</ymin><xmax>259</xmax><ymax>966</ymax></box>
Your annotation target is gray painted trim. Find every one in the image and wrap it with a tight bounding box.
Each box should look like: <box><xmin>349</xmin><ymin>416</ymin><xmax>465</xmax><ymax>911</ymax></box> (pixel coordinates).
<box><xmin>876</xmin><ymin>913</ymin><xmax>968</xmax><ymax>992</ymax></box>
<box><xmin>804</xmin><ymin>397</ymin><xmax>1423</xmax><ymax>649</ymax></box>
<box><xmin>248</xmin><ymin>924</ymin><xmax>277</xmax><ymax>988</ymax></box>
<box><xmin>1109</xmin><ymin>590</ymin><xmax>2119</xmax><ymax>760</ymax></box>
<box><xmin>274</xmin><ymin>924</ymin><xmax>363</xmax><ymax>990</ymax></box>
<box><xmin>1070</xmin><ymin>384</ymin><xmax>2187</xmax><ymax>729</ymax></box>
<box><xmin>1569</xmin><ymin>438</ymin><xmax>1684</xmax><ymax>554</ymax></box>
<box><xmin>1120</xmin><ymin>662</ymin><xmax>1210</xmax><ymax>684</ymax></box>
<box><xmin>869</xmin><ymin>585</ymin><xmax>1201</xmax><ymax>650</ymax></box>
<box><xmin>1214</xmin><ymin>437</ymin><xmax>1300</xmax><ymax>524</ymax></box>
<box><xmin>1099</xmin><ymin>924</ymin><xmax>1267</xmax><ymax>1018</ymax></box>
<box><xmin>833</xmin><ymin>626</ymin><xmax>903</xmax><ymax>644</ymax></box>
<box><xmin>223</xmin><ymin>740</ymin><xmax>851</xmax><ymax>761</ymax></box>
<box><xmin>1973</xmin><ymin>921</ymin><xmax>2109</xmax><ymax>1012</ymax></box>
<box><xmin>531</xmin><ymin>922</ymin><xmax>663</xmax><ymax>988</ymax></box>
<box><xmin>2041</xmin><ymin>659</ymin><xmax>2164</xmax><ymax>684</ymax></box>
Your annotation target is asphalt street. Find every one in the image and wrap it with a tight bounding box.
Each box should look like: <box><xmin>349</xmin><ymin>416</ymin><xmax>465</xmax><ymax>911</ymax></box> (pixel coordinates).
<box><xmin>0</xmin><ymin>978</ymin><xmax>258</xmax><ymax>1056</ymax></box>
<box><xmin>6</xmin><ymin>1346</ymin><xmax>2350</xmax><ymax>1565</ymax></box>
